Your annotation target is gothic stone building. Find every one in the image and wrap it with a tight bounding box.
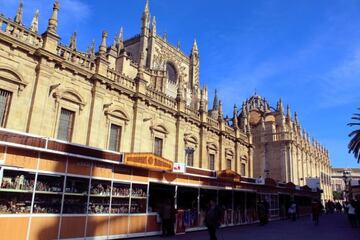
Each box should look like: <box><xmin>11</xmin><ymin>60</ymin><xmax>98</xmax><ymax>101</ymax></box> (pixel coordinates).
<box><xmin>239</xmin><ymin>96</ymin><xmax>333</xmax><ymax>200</ymax></box>
<box><xmin>0</xmin><ymin>1</ymin><xmax>253</xmax><ymax>175</ymax></box>
<box><xmin>0</xmin><ymin>1</ymin><xmax>327</xmax><ymax>239</ymax></box>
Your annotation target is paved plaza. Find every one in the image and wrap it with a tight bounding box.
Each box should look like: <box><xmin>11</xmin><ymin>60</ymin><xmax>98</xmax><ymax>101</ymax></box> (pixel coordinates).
<box><xmin>132</xmin><ymin>214</ymin><xmax>359</xmax><ymax>240</ymax></box>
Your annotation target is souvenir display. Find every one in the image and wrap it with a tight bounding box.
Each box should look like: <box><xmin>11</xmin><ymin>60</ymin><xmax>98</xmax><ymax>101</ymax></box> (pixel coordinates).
<box><xmin>0</xmin><ymin>193</ymin><xmax>32</xmax><ymax>214</ymax></box>
<box><xmin>62</xmin><ymin>195</ymin><xmax>88</xmax><ymax>214</ymax></box>
<box><xmin>112</xmin><ymin>184</ymin><xmax>130</xmax><ymax>197</ymax></box>
<box><xmin>1</xmin><ymin>174</ymin><xmax>34</xmax><ymax>191</ymax></box>
<box><xmin>90</xmin><ymin>182</ymin><xmax>111</xmax><ymax>196</ymax></box>
<box><xmin>88</xmin><ymin>196</ymin><xmax>110</xmax><ymax>214</ymax></box>
<box><xmin>65</xmin><ymin>177</ymin><xmax>89</xmax><ymax>194</ymax></box>
<box><xmin>130</xmin><ymin>199</ymin><xmax>146</xmax><ymax>213</ymax></box>
<box><xmin>131</xmin><ymin>185</ymin><xmax>147</xmax><ymax>198</ymax></box>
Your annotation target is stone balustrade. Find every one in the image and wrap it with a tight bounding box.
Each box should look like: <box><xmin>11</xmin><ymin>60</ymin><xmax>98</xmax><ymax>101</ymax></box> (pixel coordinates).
<box><xmin>207</xmin><ymin>116</ymin><xmax>219</xmax><ymax>128</ymax></box>
<box><xmin>0</xmin><ymin>15</ymin><xmax>42</xmax><ymax>48</ymax></box>
<box><xmin>146</xmin><ymin>87</ymin><xmax>177</xmax><ymax>109</ymax></box>
<box><xmin>56</xmin><ymin>45</ymin><xmax>95</xmax><ymax>71</ymax></box>
<box><xmin>107</xmin><ymin>69</ymin><xmax>135</xmax><ymax>90</ymax></box>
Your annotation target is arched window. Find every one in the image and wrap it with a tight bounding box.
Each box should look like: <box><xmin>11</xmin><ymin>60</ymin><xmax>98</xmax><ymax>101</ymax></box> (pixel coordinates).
<box><xmin>166</xmin><ymin>62</ymin><xmax>177</xmax><ymax>84</ymax></box>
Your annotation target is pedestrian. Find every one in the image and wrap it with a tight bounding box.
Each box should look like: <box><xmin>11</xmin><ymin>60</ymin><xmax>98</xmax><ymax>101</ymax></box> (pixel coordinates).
<box><xmin>311</xmin><ymin>200</ymin><xmax>322</xmax><ymax>226</ymax></box>
<box><xmin>159</xmin><ymin>199</ymin><xmax>175</xmax><ymax>236</ymax></box>
<box><xmin>257</xmin><ymin>201</ymin><xmax>266</xmax><ymax>226</ymax></box>
<box><xmin>205</xmin><ymin>199</ymin><xmax>221</xmax><ymax>240</ymax></box>
<box><xmin>335</xmin><ymin>202</ymin><xmax>342</xmax><ymax>213</ymax></box>
<box><xmin>288</xmin><ymin>202</ymin><xmax>297</xmax><ymax>221</ymax></box>
<box><xmin>347</xmin><ymin>200</ymin><xmax>357</xmax><ymax>228</ymax></box>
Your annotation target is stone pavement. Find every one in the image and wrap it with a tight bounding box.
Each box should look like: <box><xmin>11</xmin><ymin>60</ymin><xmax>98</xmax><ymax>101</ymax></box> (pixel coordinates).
<box><xmin>131</xmin><ymin>214</ymin><xmax>359</xmax><ymax>240</ymax></box>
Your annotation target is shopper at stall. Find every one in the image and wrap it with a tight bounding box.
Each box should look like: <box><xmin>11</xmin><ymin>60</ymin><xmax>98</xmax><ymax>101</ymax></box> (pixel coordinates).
<box><xmin>159</xmin><ymin>199</ymin><xmax>175</xmax><ymax>236</ymax></box>
<box><xmin>205</xmin><ymin>199</ymin><xmax>221</xmax><ymax>240</ymax></box>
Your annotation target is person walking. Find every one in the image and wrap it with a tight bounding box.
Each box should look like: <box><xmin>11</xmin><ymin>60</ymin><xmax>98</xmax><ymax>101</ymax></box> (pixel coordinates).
<box><xmin>205</xmin><ymin>199</ymin><xmax>221</xmax><ymax>240</ymax></box>
<box><xmin>311</xmin><ymin>200</ymin><xmax>322</xmax><ymax>226</ymax></box>
<box><xmin>159</xmin><ymin>199</ymin><xmax>175</xmax><ymax>236</ymax></box>
<box><xmin>288</xmin><ymin>202</ymin><xmax>297</xmax><ymax>221</ymax></box>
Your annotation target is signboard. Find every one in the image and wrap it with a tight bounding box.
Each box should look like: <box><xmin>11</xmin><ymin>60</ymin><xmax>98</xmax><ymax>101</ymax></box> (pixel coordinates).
<box><xmin>255</xmin><ymin>177</ymin><xmax>265</xmax><ymax>185</ymax></box>
<box><xmin>122</xmin><ymin>153</ymin><xmax>173</xmax><ymax>172</ymax></box>
<box><xmin>306</xmin><ymin>177</ymin><xmax>320</xmax><ymax>191</ymax></box>
<box><xmin>173</xmin><ymin>162</ymin><xmax>185</xmax><ymax>173</ymax></box>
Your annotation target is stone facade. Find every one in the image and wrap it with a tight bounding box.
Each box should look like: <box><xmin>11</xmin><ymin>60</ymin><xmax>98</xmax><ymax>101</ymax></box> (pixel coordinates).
<box><xmin>239</xmin><ymin>96</ymin><xmax>333</xmax><ymax>200</ymax></box>
<box><xmin>0</xmin><ymin>1</ymin><xmax>252</xmax><ymax>176</ymax></box>
<box><xmin>0</xmin><ymin>1</ymin><xmax>333</xmax><ymax>200</ymax></box>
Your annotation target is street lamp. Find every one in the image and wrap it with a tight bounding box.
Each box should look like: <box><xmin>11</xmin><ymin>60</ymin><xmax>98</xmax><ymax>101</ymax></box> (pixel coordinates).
<box><xmin>342</xmin><ymin>170</ymin><xmax>352</xmax><ymax>201</ymax></box>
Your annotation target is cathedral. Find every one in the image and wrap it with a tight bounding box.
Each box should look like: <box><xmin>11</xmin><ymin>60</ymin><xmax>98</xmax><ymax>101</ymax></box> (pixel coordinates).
<box><xmin>0</xmin><ymin>1</ymin><xmax>330</xmax><ymax>239</ymax></box>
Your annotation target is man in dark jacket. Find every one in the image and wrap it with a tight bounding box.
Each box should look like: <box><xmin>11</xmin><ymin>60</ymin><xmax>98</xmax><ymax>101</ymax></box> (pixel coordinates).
<box><xmin>205</xmin><ymin>200</ymin><xmax>221</xmax><ymax>240</ymax></box>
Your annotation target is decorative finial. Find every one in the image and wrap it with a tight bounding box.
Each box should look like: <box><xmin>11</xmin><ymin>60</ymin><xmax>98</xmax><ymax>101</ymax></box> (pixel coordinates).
<box><xmin>14</xmin><ymin>0</ymin><xmax>24</xmax><ymax>24</ymax></box>
<box><xmin>177</xmin><ymin>40</ymin><xmax>181</xmax><ymax>50</ymax></box>
<box><xmin>277</xmin><ymin>98</ymin><xmax>284</xmax><ymax>114</ymax></box>
<box><xmin>69</xmin><ymin>32</ymin><xmax>77</xmax><ymax>50</ymax></box>
<box><xmin>47</xmin><ymin>0</ymin><xmax>60</xmax><ymax>34</ymax></box>
<box><xmin>89</xmin><ymin>39</ymin><xmax>95</xmax><ymax>58</ymax></box>
<box><xmin>286</xmin><ymin>104</ymin><xmax>291</xmax><ymax>120</ymax></box>
<box><xmin>99</xmin><ymin>31</ymin><xmax>108</xmax><ymax>57</ymax></box>
<box><xmin>117</xmin><ymin>27</ymin><xmax>124</xmax><ymax>55</ymax></box>
<box><xmin>30</xmin><ymin>9</ymin><xmax>39</xmax><ymax>32</ymax></box>
<box><xmin>163</xmin><ymin>32</ymin><xmax>168</xmax><ymax>42</ymax></box>
<box><xmin>233</xmin><ymin>104</ymin><xmax>238</xmax><ymax>129</ymax></box>
<box><xmin>192</xmin><ymin>39</ymin><xmax>198</xmax><ymax>52</ymax></box>
<box><xmin>213</xmin><ymin>89</ymin><xmax>219</xmax><ymax>110</ymax></box>
<box><xmin>145</xmin><ymin>0</ymin><xmax>150</xmax><ymax>12</ymax></box>
<box><xmin>151</xmin><ymin>16</ymin><xmax>156</xmax><ymax>36</ymax></box>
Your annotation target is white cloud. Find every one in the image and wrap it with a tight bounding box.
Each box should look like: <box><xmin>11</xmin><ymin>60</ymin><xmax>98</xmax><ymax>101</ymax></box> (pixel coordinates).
<box><xmin>318</xmin><ymin>48</ymin><xmax>360</xmax><ymax>108</ymax></box>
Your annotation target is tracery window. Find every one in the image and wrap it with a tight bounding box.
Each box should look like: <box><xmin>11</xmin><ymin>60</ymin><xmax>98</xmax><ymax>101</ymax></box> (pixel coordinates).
<box><xmin>166</xmin><ymin>62</ymin><xmax>177</xmax><ymax>84</ymax></box>
<box><xmin>0</xmin><ymin>89</ymin><xmax>11</xmax><ymax>127</ymax></box>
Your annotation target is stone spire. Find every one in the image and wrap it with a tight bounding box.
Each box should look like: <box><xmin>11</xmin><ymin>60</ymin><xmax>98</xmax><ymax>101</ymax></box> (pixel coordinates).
<box><xmin>117</xmin><ymin>27</ymin><xmax>124</xmax><ymax>55</ymax></box>
<box><xmin>89</xmin><ymin>39</ymin><xmax>95</xmax><ymax>58</ymax></box>
<box><xmin>277</xmin><ymin>98</ymin><xmax>284</xmax><ymax>114</ymax></box>
<box><xmin>14</xmin><ymin>0</ymin><xmax>24</xmax><ymax>24</ymax></box>
<box><xmin>233</xmin><ymin>104</ymin><xmax>238</xmax><ymax>129</ymax></box>
<box><xmin>30</xmin><ymin>9</ymin><xmax>39</xmax><ymax>32</ymax></box>
<box><xmin>286</xmin><ymin>105</ymin><xmax>291</xmax><ymax>121</ymax></box>
<box><xmin>47</xmin><ymin>0</ymin><xmax>60</xmax><ymax>34</ymax></box>
<box><xmin>163</xmin><ymin>32</ymin><xmax>168</xmax><ymax>42</ymax></box>
<box><xmin>212</xmin><ymin>89</ymin><xmax>219</xmax><ymax>110</ymax></box>
<box><xmin>294</xmin><ymin>111</ymin><xmax>299</xmax><ymax>124</ymax></box>
<box><xmin>192</xmin><ymin>39</ymin><xmax>198</xmax><ymax>53</ymax></box>
<box><xmin>218</xmin><ymin>100</ymin><xmax>223</xmax><ymax>120</ymax></box>
<box><xmin>177</xmin><ymin>41</ymin><xmax>181</xmax><ymax>50</ymax></box>
<box><xmin>99</xmin><ymin>31</ymin><xmax>108</xmax><ymax>57</ymax></box>
<box><xmin>69</xmin><ymin>32</ymin><xmax>77</xmax><ymax>50</ymax></box>
<box><xmin>151</xmin><ymin>16</ymin><xmax>156</xmax><ymax>36</ymax></box>
<box><xmin>141</xmin><ymin>0</ymin><xmax>150</xmax><ymax>33</ymax></box>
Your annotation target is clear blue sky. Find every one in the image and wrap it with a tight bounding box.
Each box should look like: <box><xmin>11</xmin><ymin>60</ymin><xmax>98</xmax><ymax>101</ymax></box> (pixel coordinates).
<box><xmin>1</xmin><ymin>0</ymin><xmax>360</xmax><ymax>168</ymax></box>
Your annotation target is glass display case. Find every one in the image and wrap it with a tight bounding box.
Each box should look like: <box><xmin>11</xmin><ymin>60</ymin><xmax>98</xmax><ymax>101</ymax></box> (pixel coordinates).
<box><xmin>63</xmin><ymin>176</ymin><xmax>89</xmax><ymax>214</ymax></box>
<box><xmin>0</xmin><ymin>169</ymin><xmax>35</xmax><ymax>214</ymax></box>
<box><xmin>130</xmin><ymin>184</ymin><xmax>147</xmax><ymax>213</ymax></box>
<box><xmin>111</xmin><ymin>182</ymin><xmax>130</xmax><ymax>214</ymax></box>
<box><xmin>89</xmin><ymin>179</ymin><xmax>111</xmax><ymax>214</ymax></box>
<box><xmin>33</xmin><ymin>174</ymin><xmax>64</xmax><ymax>214</ymax></box>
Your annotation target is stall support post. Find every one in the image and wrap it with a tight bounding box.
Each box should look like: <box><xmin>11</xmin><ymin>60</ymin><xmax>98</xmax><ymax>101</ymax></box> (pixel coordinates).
<box><xmin>174</xmin><ymin>185</ymin><xmax>178</xmax><ymax>209</ymax></box>
<box><xmin>232</xmin><ymin>190</ymin><xmax>235</xmax><ymax>225</ymax></box>
<box><xmin>244</xmin><ymin>192</ymin><xmax>247</xmax><ymax>223</ymax></box>
<box><xmin>197</xmin><ymin>187</ymin><xmax>200</xmax><ymax>227</ymax></box>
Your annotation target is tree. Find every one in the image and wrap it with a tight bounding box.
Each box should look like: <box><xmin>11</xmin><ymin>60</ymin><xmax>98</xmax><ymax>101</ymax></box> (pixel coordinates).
<box><xmin>348</xmin><ymin>108</ymin><xmax>360</xmax><ymax>163</ymax></box>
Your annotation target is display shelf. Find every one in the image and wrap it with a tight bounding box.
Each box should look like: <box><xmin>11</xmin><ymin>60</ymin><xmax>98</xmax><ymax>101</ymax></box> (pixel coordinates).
<box><xmin>63</xmin><ymin>195</ymin><xmax>88</xmax><ymax>214</ymax></box>
<box><xmin>64</xmin><ymin>192</ymin><xmax>87</xmax><ymax>196</ymax></box>
<box><xmin>130</xmin><ymin>198</ymin><xmax>146</xmax><ymax>214</ymax></box>
<box><xmin>90</xmin><ymin>194</ymin><xmax>111</xmax><ymax>197</ymax></box>
<box><xmin>111</xmin><ymin>195</ymin><xmax>129</xmax><ymax>199</ymax></box>
<box><xmin>35</xmin><ymin>191</ymin><xmax>62</xmax><ymax>195</ymax></box>
<box><xmin>111</xmin><ymin>197</ymin><xmax>129</xmax><ymax>214</ymax></box>
<box><xmin>0</xmin><ymin>188</ymin><xmax>33</xmax><ymax>193</ymax></box>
